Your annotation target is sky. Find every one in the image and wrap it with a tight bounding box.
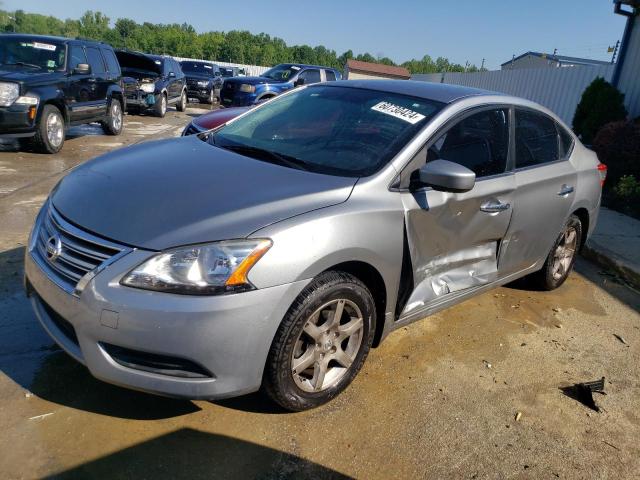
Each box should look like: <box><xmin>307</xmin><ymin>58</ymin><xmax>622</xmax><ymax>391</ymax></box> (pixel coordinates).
<box><xmin>2</xmin><ymin>0</ymin><xmax>628</xmax><ymax>70</ymax></box>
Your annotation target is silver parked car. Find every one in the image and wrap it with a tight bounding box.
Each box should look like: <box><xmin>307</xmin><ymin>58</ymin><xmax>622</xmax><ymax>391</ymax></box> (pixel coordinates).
<box><xmin>25</xmin><ymin>81</ymin><xmax>606</xmax><ymax>410</ymax></box>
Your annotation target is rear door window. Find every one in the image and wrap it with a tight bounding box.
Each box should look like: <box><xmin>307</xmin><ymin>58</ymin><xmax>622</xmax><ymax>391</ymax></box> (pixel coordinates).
<box><xmin>325</xmin><ymin>70</ymin><xmax>336</xmax><ymax>81</ymax></box>
<box><xmin>102</xmin><ymin>49</ymin><xmax>120</xmax><ymax>75</ymax></box>
<box><xmin>85</xmin><ymin>47</ymin><xmax>106</xmax><ymax>74</ymax></box>
<box><xmin>515</xmin><ymin>110</ymin><xmax>560</xmax><ymax>168</ymax></box>
<box><xmin>427</xmin><ymin>108</ymin><xmax>510</xmax><ymax>178</ymax></box>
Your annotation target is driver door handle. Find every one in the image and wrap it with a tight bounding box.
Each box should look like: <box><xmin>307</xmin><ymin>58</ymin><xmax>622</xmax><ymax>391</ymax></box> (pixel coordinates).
<box><xmin>481</xmin><ymin>200</ymin><xmax>511</xmax><ymax>213</ymax></box>
<box><xmin>558</xmin><ymin>184</ymin><xmax>574</xmax><ymax>197</ymax></box>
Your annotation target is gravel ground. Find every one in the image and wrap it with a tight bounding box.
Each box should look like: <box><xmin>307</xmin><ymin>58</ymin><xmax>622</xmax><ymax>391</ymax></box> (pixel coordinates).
<box><xmin>0</xmin><ymin>107</ymin><xmax>638</xmax><ymax>479</ymax></box>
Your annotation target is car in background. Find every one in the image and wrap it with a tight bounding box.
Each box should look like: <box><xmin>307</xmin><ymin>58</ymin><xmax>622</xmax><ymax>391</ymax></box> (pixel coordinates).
<box><xmin>25</xmin><ymin>80</ymin><xmax>606</xmax><ymax>411</ymax></box>
<box><xmin>220</xmin><ymin>63</ymin><xmax>340</xmax><ymax>107</ymax></box>
<box><xmin>180</xmin><ymin>60</ymin><xmax>222</xmax><ymax>104</ymax></box>
<box><xmin>181</xmin><ymin>106</ymin><xmax>250</xmax><ymax>136</ymax></box>
<box><xmin>116</xmin><ymin>50</ymin><xmax>187</xmax><ymax>117</ymax></box>
<box><xmin>0</xmin><ymin>34</ymin><xmax>124</xmax><ymax>153</ymax></box>
<box><xmin>219</xmin><ymin>66</ymin><xmax>245</xmax><ymax>78</ymax></box>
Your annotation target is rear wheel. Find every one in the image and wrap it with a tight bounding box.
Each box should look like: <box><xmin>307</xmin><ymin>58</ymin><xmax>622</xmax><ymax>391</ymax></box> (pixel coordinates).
<box><xmin>264</xmin><ymin>271</ymin><xmax>376</xmax><ymax>411</ymax></box>
<box><xmin>154</xmin><ymin>93</ymin><xmax>167</xmax><ymax>118</ymax></box>
<box><xmin>529</xmin><ymin>214</ymin><xmax>582</xmax><ymax>290</ymax></box>
<box><xmin>101</xmin><ymin>98</ymin><xmax>123</xmax><ymax>135</ymax></box>
<box><xmin>176</xmin><ymin>89</ymin><xmax>187</xmax><ymax>112</ymax></box>
<box><xmin>32</xmin><ymin>104</ymin><xmax>65</xmax><ymax>154</ymax></box>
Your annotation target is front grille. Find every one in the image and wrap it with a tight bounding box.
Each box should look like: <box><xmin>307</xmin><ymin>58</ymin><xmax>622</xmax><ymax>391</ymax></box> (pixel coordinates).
<box><xmin>32</xmin><ymin>204</ymin><xmax>126</xmax><ymax>293</ymax></box>
<box><xmin>223</xmin><ymin>82</ymin><xmax>236</xmax><ymax>91</ymax></box>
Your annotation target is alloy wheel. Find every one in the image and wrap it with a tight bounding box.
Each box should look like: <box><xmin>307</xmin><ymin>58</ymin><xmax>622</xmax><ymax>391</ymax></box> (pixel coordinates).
<box><xmin>46</xmin><ymin>112</ymin><xmax>64</xmax><ymax>148</ymax></box>
<box><xmin>111</xmin><ymin>101</ymin><xmax>122</xmax><ymax>131</ymax></box>
<box><xmin>552</xmin><ymin>226</ymin><xmax>577</xmax><ymax>280</ymax></box>
<box><xmin>161</xmin><ymin>95</ymin><xmax>167</xmax><ymax>115</ymax></box>
<box><xmin>291</xmin><ymin>298</ymin><xmax>364</xmax><ymax>392</ymax></box>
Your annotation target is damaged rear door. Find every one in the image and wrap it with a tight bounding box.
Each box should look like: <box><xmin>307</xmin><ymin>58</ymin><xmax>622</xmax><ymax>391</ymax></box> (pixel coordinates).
<box><xmin>398</xmin><ymin>106</ymin><xmax>515</xmax><ymax>320</ymax></box>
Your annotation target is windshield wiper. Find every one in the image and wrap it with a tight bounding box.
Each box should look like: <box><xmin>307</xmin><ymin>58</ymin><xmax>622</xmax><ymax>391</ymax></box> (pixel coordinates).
<box><xmin>2</xmin><ymin>61</ymin><xmax>42</xmax><ymax>69</ymax></box>
<box><xmin>221</xmin><ymin>145</ymin><xmax>311</xmax><ymax>171</ymax></box>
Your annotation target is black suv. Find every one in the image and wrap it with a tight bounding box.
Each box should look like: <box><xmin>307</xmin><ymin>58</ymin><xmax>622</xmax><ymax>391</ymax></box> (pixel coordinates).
<box><xmin>180</xmin><ymin>60</ymin><xmax>222</xmax><ymax>104</ymax></box>
<box><xmin>0</xmin><ymin>34</ymin><xmax>124</xmax><ymax>154</ymax></box>
<box><xmin>117</xmin><ymin>51</ymin><xmax>187</xmax><ymax>117</ymax></box>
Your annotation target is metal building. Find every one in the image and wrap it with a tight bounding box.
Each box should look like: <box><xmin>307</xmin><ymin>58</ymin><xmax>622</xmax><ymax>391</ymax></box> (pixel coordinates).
<box><xmin>501</xmin><ymin>52</ymin><xmax>611</xmax><ymax>70</ymax></box>
<box><xmin>343</xmin><ymin>59</ymin><xmax>410</xmax><ymax>80</ymax></box>
<box><xmin>613</xmin><ymin>1</ymin><xmax>640</xmax><ymax>119</ymax></box>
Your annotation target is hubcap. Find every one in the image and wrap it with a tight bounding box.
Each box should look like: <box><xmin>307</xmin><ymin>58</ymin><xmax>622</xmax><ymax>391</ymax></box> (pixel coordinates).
<box><xmin>111</xmin><ymin>102</ymin><xmax>122</xmax><ymax>130</ymax></box>
<box><xmin>552</xmin><ymin>226</ymin><xmax>577</xmax><ymax>280</ymax></box>
<box><xmin>161</xmin><ymin>96</ymin><xmax>167</xmax><ymax>114</ymax></box>
<box><xmin>46</xmin><ymin>112</ymin><xmax>63</xmax><ymax>148</ymax></box>
<box><xmin>291</xmin><ymin>299</ymin><xmax>364</xmax><ymax>392</ymax></box>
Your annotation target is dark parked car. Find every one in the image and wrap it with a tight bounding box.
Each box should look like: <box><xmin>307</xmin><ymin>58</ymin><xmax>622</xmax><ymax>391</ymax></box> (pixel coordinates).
<box><xmin>219</xmin><ymin>66</ymin><xmax>245</xmax><ymax>78</ymax></box>
<box><xmin>0</xmin><ymin>34</ymin><xmax>124</xmax><ymax>153</ymax></box>
<box><xmin>116</xmin><ymin>51</ymin><xmax>187</xmax><ymax>117</ymax></box>
<box><xmin>220</xmin><ymin>63</ymin><xmax>341</xmax><ymax>107</ymax></box>
<box><xmin>180</xmin><ymin>60</ymin><xmax>222</xmax><ymax>104</ymax></box>
<box><xmin>182</xmin><ymin>106</ymin><xmax>250</xmax><ymax>136</ymax></box>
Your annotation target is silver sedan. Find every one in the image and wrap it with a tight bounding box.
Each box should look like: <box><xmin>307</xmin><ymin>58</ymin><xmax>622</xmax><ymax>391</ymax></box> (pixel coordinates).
<box><xmin>25</xmin><ymin>80</ymin><xmax>606</xmax><ymax>410</ymax></box>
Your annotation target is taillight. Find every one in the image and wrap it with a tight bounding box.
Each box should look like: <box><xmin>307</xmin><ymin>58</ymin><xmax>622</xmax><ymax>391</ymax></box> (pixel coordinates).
<box><xmin>597</xmin><ymin>163</ymin><xmax>607</xmax><ymax>187</ymax></box>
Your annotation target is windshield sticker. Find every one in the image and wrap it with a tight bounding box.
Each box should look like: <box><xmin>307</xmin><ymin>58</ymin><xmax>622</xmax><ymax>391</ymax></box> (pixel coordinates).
<box><xmin>155</xmin><ymin>60</ymin><xmax>161</xmax><ymax>65</ymax></box>
<box><xmin>204</xmin><ymin>65</ymin><xmax>212</xmax><ymax>69</ymax></box>
<box><xmin>290</xmin><ymin>66</ymin><xmax>301</xmax><ymax>70</ymax></box>
<box><xmin>371</xmin><ymin>101</ymin><xmax>425</xmax><ymax>124</ymax></box>
<box><xmin>33</xmin><ymin>42</ymin><xmax>57</xmax><ymax>51</ymax></box>
<box><xmin>46</xmin><ymin>60</ymin><xmax>56</xmax><ymax>68</ymax></box>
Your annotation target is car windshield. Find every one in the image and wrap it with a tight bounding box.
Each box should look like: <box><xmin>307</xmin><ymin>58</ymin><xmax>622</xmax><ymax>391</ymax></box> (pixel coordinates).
<box><xmin>181</xmin><ymin>62</ymin><xmax>214</xmax><ymax>74</ymax></box>
<box><xmin>261</xmin><ymin>64</ymin><xmax>302</xmax><ymax>81</ymax></box>
<box><xmin>211</xmin><ymin>85</ymin><xmax>444</xmax><ymax>177</ymax></box>
<box><xmin>220</xmin><ymin>67</ymin><xmax>235</xmax><ymax>77</ymax></box>
<box><xmin>0</xmin><ymin>37</ymin><xmax>66</xmax><ymax>71</ymax></box>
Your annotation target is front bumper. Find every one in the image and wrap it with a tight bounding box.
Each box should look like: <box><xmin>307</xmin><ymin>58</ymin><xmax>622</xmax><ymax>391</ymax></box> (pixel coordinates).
<box><xmin>0</xmin><ymin>104</ymin><xmax>37</xmax><ymax>137</ymax></box>
<box><xmin>25</xmin><ymin>247</ymin><xmax>309</xmax><ymax>400</ymax></box>
<box><xmin>125</xmin><ymin>92</ymin><xmax>157</xmax><ymax>109</ymax></box>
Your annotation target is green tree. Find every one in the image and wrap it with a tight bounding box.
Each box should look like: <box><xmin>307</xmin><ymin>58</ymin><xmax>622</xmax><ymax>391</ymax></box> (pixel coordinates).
<box><xmin>573</xmin><ymin>77</ymin><xmax>627</xmax><ymax>143</ymax></box>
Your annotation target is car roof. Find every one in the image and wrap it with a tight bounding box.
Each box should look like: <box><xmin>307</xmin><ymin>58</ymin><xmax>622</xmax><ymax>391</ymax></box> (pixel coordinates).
<box><xmin>278</xmin><ymin>63</ymin><xmax>340</xmax><ymax>71</ymax></box>
<box><xmin>0</xmin><ymin>33</ymin><xmax>108</xmax><ymax>48</ymax></box>
<box><xmin>323</xmin><ymin>79</ymin><xmax>500</xmax><ymax>104</ymax></box>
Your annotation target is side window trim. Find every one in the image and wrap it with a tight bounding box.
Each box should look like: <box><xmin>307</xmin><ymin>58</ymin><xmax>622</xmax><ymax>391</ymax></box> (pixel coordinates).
<box><xmin>394</xmin><ymin>103</ymin><xmax>514</xmax><ymax>191</ymax></box>
<box><xmin>513</xmin><ymin>106</ymin><xmax>569</xmax><ymax>171</ymax></box>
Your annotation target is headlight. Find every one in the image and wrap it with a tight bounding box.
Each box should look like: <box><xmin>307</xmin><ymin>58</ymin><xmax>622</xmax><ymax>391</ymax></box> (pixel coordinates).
<box><xmin>197</xmin><ymin>80</ymin><xmax>209</xmax><ymax>87</ymax></box>
<box><xmin>121</xmin><ymin>239</ymin><xmax>272</xmax><ymax>295</ymax></box>
<box><xmin>0</xmin><ymin>82</ymin><xmax>19</xmax><ymax>107</ymax></box>
<box><xmin>140</xmin><ymin>83</ymin><xmax>155</xmax><ymax>93</ymax></box>
<box><xmin>239</xmin><ymin>84</ymin><xmax>256</xmax><ymax>93</ymax></box>
<box><xmin>15</xmin><ymin>95</ymin><xmax>39</xmax><ymax>106</ymax></box>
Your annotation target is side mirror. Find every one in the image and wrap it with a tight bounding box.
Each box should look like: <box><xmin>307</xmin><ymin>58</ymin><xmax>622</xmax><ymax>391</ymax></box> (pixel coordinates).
<box><xmin>294</xmin><ymin>77</ymin><xmax>305</xmax><ymax>87</ymax></box>
<box><xmin>418</xmin><ymin>159</ymin><xmax>476</xmax><ymax>193</ymax></box>
<box><xmin>74</xmin><ymin>63</ymin><xmax>91</xmax><ymax>75</ymax></box>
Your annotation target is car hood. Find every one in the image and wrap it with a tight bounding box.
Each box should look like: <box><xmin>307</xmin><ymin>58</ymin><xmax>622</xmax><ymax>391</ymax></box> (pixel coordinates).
<box><xmin>193</xmin><ymin>107</ymin><xmax>250</xmax><ymax>129</ymax></box>
<box><xmin>115</xmin><ymin>50</ymin><xmax>162</xmax><ymax>75</ymax></box>
<box><xmin>226</xmin><ymin>76</ymin><xmax>285</xmax><ymax>85</ymax></box>
<box><xmin>0</xmin><ymin>69</ymin><xmax>63</xmax><ymax>86</ymax></box>
<box><xmin>51</xmin><ymin>136</ymin><xmax>356</xmax><ymax>251</ymax></box>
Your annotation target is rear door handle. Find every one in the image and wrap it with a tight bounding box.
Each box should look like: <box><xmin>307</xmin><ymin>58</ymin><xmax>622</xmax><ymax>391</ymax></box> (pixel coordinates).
<box><xmin>558</xmin><ymin>185</ymin><xmax>574</xmax><ymax>197</ymax></box>
<box><xmin>480</xmin><ymin>200</ymin><xmax>511</xmax><ymax>213</ymax></box>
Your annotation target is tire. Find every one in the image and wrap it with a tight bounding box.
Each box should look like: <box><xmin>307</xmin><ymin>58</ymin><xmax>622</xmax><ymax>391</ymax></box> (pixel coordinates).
<box><xmin>528</xmin><ymin>214</ymin><xmax>582</xmax><ymax>290</ymax></box>
<box><xmin>101</xmin><ymin>98</ymin><xmax>123</xmax><ymax>136</ymax></box>
<box><xmin>264</xmin><ymin>271</ymin><xmax>376</xmax><ymax>411</ymax></box>
<box><xmin>176</xmin><ymin>89</ymin><xmax>187</xmax><ymax>112</ymax></box>
<box><xmin>205</xmin><ymin>89</ymin><xmax>214</xmax><ymax>105</ymax></box>
<box><xmin>154</xmin><ymin>93</ymin><xmax>167</xmax><ymax>118</ymax></box>
<box><xmin>32</xmin><ymin>104</ymin><xmax>65</xmax><ymax>154</ymax></box>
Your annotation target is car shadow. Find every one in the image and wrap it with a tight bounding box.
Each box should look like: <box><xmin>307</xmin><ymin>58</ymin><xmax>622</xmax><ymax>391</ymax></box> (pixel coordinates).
<box><xmin>212</xmin><ymin>391</ymin><xmax>289</xmax><ymax>415</ymax></box>
<box><xmin>50</xmin><ymin>428</ymin><xmax>352</xmax><ymax>479</ymax></box>
<box><xmin>0</xmin><ymin>123</ymin><xmax>113</xmax><ymax>153</ymax></box>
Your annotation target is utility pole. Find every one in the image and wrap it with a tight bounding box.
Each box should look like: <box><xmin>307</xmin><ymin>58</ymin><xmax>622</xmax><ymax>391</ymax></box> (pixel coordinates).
<box><xmin>481</xmin><ymin>58</ymin><xmax>485</xmax><ymax>71</ymax></box>
<box><xmin>611</xmin><ymin>40</ymin><xmax>620</xmax><ymax>63</ymax></box>
<box><xmin>553</xmin><ymin>48</ymin><xmax>558</xmax><ymax>56</ymax></box>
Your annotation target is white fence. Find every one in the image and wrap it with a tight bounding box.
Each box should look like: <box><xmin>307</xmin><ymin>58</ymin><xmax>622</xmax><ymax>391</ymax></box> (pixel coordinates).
<box><xmin>172</xmin><ymin>56</ymin><xmax>269</xmax><ymax>77</ymax></box>
<box><xmin>413</xmin><ymin>64</ymin><xmax>616</xmax><ymax>126</ymax></box>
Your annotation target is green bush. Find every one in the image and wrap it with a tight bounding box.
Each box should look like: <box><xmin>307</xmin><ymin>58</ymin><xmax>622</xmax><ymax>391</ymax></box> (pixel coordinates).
<box><xmin>572</xmin><ymin>77</ymin><xmax>627</xmax><ymax>144</ymax></box>
<box><xmin>614</xmin><ymin>175</ymin><xmax>640</xmax><ymax>199</ymax></box>
<box><xmin>607</xmin><ymin>175</ymin><xmax>640</xmax><ymax>219</ymax></box>
<box><xmin>593</xmin><ymin>120</ymin><xmax>640</xmax><ymax>187</ymax></box>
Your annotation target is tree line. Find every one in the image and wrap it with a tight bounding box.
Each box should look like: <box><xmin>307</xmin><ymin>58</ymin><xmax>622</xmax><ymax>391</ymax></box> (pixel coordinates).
<box><xmin>0</xmin><ymin>9</ymin><xmax>484</xmax><ymax>74</ymax></box>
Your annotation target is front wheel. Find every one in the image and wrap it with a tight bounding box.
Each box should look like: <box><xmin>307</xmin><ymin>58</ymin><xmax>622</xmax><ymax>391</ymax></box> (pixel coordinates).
<box><xmin>529</xmin><ymin>214</ymin><xmax>582</xmax><ymax>290</ymax></box>
<box><xmin>176</xmin><ymin>89</ymin><xmax>187</xmax><ymax>112</ymax></box>
<box><xmin>154</xmin><ymin>93</ymin><xmax>167</xmax><ymax>118</ymax></box>
<box><xmin>32</xmin><ymin>104</ymin><xmax>65</xmax><ymax>154</ymax></box>
<box><xmin>264</xmin><ymin>271</ymin><xmax>376</xmax><ymax>411</ymax></box>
